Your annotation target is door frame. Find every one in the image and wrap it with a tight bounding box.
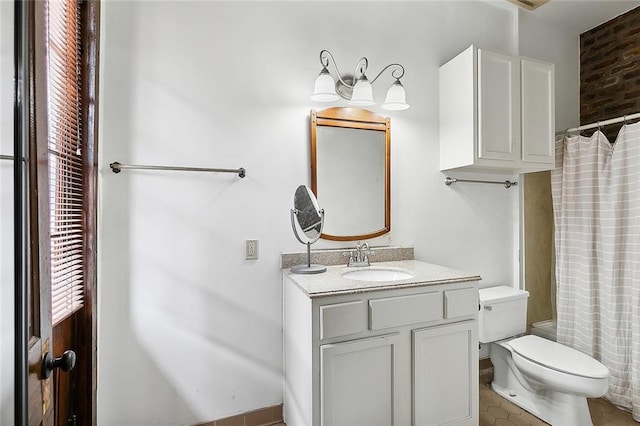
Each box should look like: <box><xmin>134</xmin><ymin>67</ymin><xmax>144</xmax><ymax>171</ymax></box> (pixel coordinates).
<box><xmin>14</xmin><ymin>0</ymin><xmax>29</xmax><ymax>423</ymax></box>
<box><xmin>75</xmin><ymin>0</ymin><xmax>101</xmax><ymax>423</ymax></box>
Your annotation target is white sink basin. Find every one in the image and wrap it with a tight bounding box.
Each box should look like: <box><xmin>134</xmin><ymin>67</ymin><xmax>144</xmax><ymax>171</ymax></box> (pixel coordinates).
<box><xmin>342</xmin><ymin>268</ymin><xmax>414</xmax><ymax>282</ymax></box>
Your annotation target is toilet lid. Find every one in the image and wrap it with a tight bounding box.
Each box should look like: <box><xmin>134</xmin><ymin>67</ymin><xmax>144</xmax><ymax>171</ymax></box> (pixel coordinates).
<box><xmin>509</xmin><ymin>335</ymin><xmax>609</xmax><ymax>379</ymax></box>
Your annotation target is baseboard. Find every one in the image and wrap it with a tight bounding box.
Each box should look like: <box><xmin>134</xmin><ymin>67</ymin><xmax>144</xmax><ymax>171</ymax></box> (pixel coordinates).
<box><xmin>195</xmin><ymin>404</ymin><xmax>283</xmax><ymax>426</ymax></box>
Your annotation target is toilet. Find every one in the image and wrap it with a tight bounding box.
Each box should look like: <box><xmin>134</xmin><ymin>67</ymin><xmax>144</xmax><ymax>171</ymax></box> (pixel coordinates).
<box><xmin>479</xmin><ymin>286</ymin><xmax>610</xmax><ymax>426</ymax></box>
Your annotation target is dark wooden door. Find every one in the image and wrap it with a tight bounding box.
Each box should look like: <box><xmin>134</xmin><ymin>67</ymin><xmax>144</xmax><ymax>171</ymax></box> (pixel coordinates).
<box><xmin>25</xmin><ymin>1</ymin><xmax>55</xmax><ymax>424</ymax></box>
<box><xmin>23</xmin><ymin>1</ymin><xmax>99</xmax><ymax>424</ymax></box>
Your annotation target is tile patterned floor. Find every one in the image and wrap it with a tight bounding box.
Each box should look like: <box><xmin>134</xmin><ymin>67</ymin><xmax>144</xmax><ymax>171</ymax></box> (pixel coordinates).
<box><xmin>479</xmin><ymin>373</ymin><xmax>638</xmax><ymax>426</ymax></box>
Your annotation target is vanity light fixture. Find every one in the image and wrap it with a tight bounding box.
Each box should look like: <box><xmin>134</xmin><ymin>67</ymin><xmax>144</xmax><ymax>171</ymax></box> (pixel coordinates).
<box><xmin>311</xmin><ymin>49</ymin><xmax>410</xmax><ymax>110</ymax></box>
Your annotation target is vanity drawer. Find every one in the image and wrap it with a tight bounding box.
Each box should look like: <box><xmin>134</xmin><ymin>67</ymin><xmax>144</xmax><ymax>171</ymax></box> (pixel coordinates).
<box><xmin>369</xmin><ymin>292</ymin><xmax>442</xmax><ymax>330</ymax></box>
<box><xmin>444</xmin><ymin>287</ymin><xmax>478</xmax><ymax>319</ymax></box>
<box><xmin>320</xmin><ymin>301</ymin><xmax>368</xmax><ymax>340</ymax></box>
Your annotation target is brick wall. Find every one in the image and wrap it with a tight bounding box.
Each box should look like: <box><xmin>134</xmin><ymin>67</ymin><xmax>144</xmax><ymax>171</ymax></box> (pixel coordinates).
<box><xmin>580</xmin><ymin>6</ymin><xmax>640</xmax><ymax>141</ymax></box>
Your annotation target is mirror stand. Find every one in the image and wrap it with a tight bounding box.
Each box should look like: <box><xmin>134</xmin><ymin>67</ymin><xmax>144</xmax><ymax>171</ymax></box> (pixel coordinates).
<box><xmin>290</xmin><ymin>208</ymin><xmax>327</xmax><ymax>274</ymax></box>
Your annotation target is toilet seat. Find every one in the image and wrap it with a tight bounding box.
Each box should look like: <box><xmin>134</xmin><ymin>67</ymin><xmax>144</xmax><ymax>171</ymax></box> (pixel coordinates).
<box><xmin>509</xmin><ymin>335</ymin><xmax>609</xmax><ymax>379</ymax></box>
<box><xmin>508</xmin><ymin>335</ymin><xmax>609</xmax><ymax>397</ymax></box>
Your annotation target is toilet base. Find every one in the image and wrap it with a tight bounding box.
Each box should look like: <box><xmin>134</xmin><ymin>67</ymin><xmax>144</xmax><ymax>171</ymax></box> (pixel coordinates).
<box><xmin>491</xmin><ymin>380</ymin><xmax>592</xmax><ymax>426</ymax></box>
<box><xmin>490</xmin><ymin>342</ymin><xmax>594</xmax><ymax>426</ymax></box>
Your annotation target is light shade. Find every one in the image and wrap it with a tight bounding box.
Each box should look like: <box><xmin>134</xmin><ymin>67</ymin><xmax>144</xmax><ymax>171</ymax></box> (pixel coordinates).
<box><xmin>311</xmin><ymin>68</ymin><xmax>339</xmax><ymax>102</ymax></box>
<box><xmin>382</xmin><ymin>79</ymin><xmax>410</xmax><ymax>110</ymax></box>
<box><xmin>349</xmin><ymin>77</ymin><xmax>375</xmax><ymax>106</ymax></box>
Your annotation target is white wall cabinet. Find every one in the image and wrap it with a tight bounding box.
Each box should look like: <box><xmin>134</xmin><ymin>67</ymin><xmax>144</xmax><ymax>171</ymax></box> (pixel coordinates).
<box><xmin>439</xmin><ymin>45</ymin><xmax>555</xmax><ymax>174</ymax></box>
<box><xmin>283</xmin><ymin>278</ymin><xmax>479</xmax><ymax>426</ymax></box>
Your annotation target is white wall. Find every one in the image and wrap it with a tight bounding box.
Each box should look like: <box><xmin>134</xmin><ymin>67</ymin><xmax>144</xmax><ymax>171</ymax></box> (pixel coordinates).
<box><xmin>97</xmin><ymin>1</ymin><xmax>577</xmax><ymax>424</ymax></box>
<box><xmin>0</xmin><ymin>2</ymin><xmax>13</xmax><ymax>424</ymax></box>
<box><xmin>517</xmin><ymin>8</ymin><xmax>580</xmax><ymax>131</ymax></box>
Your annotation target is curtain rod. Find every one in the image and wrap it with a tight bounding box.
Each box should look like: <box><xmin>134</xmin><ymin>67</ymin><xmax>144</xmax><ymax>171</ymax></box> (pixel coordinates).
<box><xmin>0</xmin><ymin>154</ymin><xmax>13</xmax><ymax>161</ymax></box>
<box><xmin>558</xmin><ymin>111</ymin><xmax>640</xmax><ymax>135</ymax></box>
<box><xmin>109</xmin><ymin>161</ymin><xmax>246</xmax><ymax>178</ymax></box>
<box><xmin>444</xmin><ymin>176</ymin><xmax>518</xmax><ymax>189</ymax></box>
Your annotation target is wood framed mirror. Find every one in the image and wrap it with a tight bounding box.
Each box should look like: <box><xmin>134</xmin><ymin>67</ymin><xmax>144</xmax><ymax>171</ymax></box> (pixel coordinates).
<box><xmin>311</xmin><ymin>107</ymin><xmax>390</xmax><ymax>241</ymax></box>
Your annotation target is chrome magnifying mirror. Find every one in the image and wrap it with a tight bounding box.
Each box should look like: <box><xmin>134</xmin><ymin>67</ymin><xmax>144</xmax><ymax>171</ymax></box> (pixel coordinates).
<box><xmin>290</xmin><ymin>185</ymin><xmax>326</xmax><ymax>274</ymax></box>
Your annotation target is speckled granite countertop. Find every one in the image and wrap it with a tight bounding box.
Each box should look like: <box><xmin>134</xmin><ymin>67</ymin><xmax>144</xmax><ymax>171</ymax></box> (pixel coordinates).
<box><xmin>284</xmin><ymin>260</ymin><xmax>481</xmax><ymax>298</ymax></box>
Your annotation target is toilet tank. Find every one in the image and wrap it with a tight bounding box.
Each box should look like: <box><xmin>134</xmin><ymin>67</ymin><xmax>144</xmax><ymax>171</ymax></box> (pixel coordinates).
<box><xmin>478</xmin><ymin>286</ymin><xmax>529</xmax><ymax>343</ymax></box>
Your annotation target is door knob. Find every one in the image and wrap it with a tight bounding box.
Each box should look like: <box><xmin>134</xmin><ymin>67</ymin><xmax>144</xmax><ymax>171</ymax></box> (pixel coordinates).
<box><xmin>41</xmin><ymin>350</ymin><xmax>76</xmax><ymax>378</ymax></box>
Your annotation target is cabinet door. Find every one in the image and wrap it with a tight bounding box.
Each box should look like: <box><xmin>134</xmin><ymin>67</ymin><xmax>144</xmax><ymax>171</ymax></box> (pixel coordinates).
<box><xmin>521</xmin><ymin>58</ymin><xmax>555</xmax><ymax>165</ymax></box>
<box><xmin>320</xmin><ymin>333</ymin><xmax>400</xmax><ymax>426</ymax></box>
<box><xmin>413</xmin><ymin>321</ymin><xmax>478</xmax><ymax>426</ymax></box>
<box><xmin>477</xmin><ymin>49</ymin><xmax>519</xmax><ymax>162</ymax></box>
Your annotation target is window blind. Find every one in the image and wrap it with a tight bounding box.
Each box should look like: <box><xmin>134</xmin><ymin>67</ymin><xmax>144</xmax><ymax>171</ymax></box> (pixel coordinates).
<box><xmin>47</xmin><ymin>0</ymin><xmax>84</xmax><ymax>325</ymax></box>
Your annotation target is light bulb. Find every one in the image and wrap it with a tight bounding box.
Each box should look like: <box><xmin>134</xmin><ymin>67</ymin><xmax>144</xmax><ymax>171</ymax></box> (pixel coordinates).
<box><xmin>311</xmin><ymin>68</ymin><xmax>339</xmax><ymax>102</ymax></box>
<box><xmin>349</xmin><ymin>76</ymin><xmax>375</xmax><ymax>106</ymax></box>
<box><xmin>382</xmin><ymin>79</ymin><xmax>409</xmax><ymax>110</ymax></box>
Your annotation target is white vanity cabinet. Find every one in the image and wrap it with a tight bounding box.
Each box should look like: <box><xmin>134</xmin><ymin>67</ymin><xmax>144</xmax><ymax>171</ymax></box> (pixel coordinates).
<box><xmin>413</xmin><ymin>320</ymin><xmax>477</xmax><ymax>425</ymax></box>
<box><xmin>283</xmin><ymin>262</ymin><xmax>479</xmax><ymax>426</ymax></box>
<box><xmin>439</xmin><ymin>45</ymin><xmax>555</xmax><ymax>174</ymax></box>
<box><xmin>320</xmin><ymin>332</ymin><xmax>400</xmax><ymax>425</ymax></box>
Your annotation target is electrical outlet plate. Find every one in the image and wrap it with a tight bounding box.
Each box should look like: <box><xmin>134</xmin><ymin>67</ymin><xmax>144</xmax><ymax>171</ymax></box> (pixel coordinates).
<box><xmin>246</xmin><ymin>240</ymin><xmax>258</xmax><ymax>260</ymax></box>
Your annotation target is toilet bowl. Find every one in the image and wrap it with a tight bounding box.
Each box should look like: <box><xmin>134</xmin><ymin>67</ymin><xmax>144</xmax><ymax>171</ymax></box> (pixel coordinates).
<box><xmin>479</xmin><ymin>286</ymin><xmax>610</xmax><ymax>426</ymax></box>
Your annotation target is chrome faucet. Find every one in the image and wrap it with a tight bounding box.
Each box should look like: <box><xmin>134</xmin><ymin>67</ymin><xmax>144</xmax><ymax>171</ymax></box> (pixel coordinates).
<box><xmin>345</xmin><ymin>241</ymin><xmax>373</xmax><ymax>267</ymax></box>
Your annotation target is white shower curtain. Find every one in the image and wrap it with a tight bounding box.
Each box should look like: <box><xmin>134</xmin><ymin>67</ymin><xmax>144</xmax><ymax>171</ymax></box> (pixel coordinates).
<box><xmin>551</xmin><ymin>123</ymin><xmax>640</xmax><ymax>419</ymax></box>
